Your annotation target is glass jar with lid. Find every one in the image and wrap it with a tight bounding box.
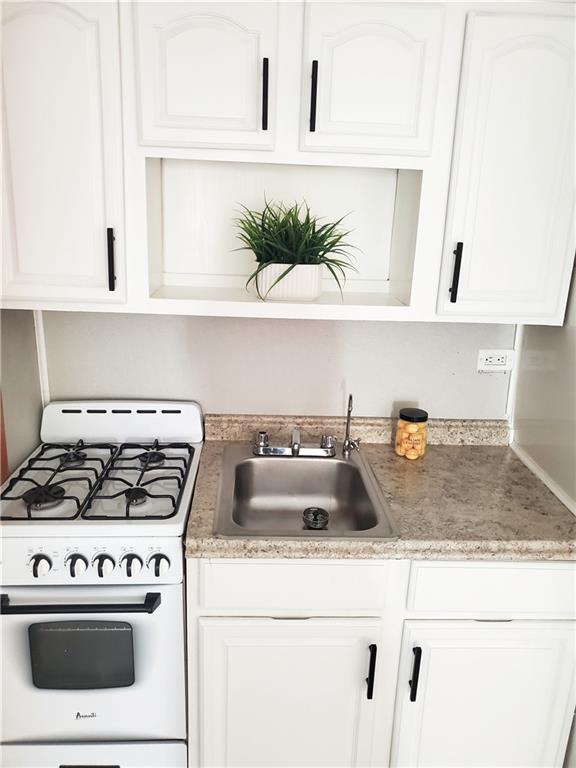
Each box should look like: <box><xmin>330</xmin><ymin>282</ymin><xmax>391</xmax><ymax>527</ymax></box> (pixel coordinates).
<box><xmin>395</xmin><ymin>408</ymin><xmax>428</xmax><ymax>460</ymax></box>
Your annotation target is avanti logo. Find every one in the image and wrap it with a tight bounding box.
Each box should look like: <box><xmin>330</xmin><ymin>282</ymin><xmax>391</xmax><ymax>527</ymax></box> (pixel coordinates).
<box><xmin>75</xmin><ymin>711</ymin><xmax>97</xmax><ymax>720</ymax></box>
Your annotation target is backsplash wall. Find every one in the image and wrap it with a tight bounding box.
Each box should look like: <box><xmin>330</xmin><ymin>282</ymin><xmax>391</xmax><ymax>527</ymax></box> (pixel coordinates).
<box><xmin>42</xmin><ymin>312</ymin><xmax>515</xmax><ymax>420</ymax></box>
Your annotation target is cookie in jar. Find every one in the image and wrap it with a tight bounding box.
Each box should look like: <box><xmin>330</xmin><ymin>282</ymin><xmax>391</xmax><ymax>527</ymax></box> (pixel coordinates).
<box><xmin>395</xmin><ymin>408</ymin><xmax>428</xmax><ymax>460</ymax></box>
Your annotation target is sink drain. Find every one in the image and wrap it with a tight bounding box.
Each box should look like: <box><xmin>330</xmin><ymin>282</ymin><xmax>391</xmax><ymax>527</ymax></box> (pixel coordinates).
<box><xmin>303</xmin><ymin>507</ymin><xmax>329</xmax><ymax>530</ymax></box>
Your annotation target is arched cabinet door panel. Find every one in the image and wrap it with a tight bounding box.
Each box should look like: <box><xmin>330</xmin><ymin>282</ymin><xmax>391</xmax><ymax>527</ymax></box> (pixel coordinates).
<box><xmin>133</xmin><ymin>2</ymin><xmax>278</xmax><ymax>149</ymax></box>
<box><xmin>301</xmin><ymin>3</ymin><xmax>445</xmax><ymax>155</ymax></box>
<box><xmin>438</xmin><ymin>12</ymin><xmax>575</xmax><ymax>323</ymax></box>
<box><xmin>2</xmin><ymin>1</ymin><xmax>124</xmax><ymax>302</ymax></box>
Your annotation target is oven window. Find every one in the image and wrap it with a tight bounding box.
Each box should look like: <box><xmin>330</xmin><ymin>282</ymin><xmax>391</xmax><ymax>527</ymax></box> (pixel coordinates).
<box><xmin>29</xmin><ymin>621</ymin><xmax>135</xmax><ymax>689</ymax></box>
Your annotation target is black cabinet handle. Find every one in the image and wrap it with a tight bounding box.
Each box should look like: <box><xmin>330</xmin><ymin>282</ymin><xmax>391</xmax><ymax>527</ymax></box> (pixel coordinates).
<box><xmin>409</xmin><ymin>646</ymin><xmax>422</xmax><ymax>702</ymax></box>
<box><xmin>262</xmin><ymin>57</ymin><xmax>269</xmax><ymax>131</ymax></box>
<box><xmin>309</xmin><ymin>60</ymin><xmax>318</xmax><ymax>132</ymax></box>
<box><xmin>449</xmin><ymin>241</ymin><xmax>463</xmax><ymax>303</ymax></box>
<box><xmin>0</xmin><ymin>592</ymin><xmax>161</xmax><ymax>615</ymax></box>
<box><xmin>107</xmin><ymin>227</ymin><xmax>116</xmax><ymax>292</ymax></box>
<box><xmin>366</xmin><ymin>643</ymin><xmax>377</xmax><ymax>700</ymax></box>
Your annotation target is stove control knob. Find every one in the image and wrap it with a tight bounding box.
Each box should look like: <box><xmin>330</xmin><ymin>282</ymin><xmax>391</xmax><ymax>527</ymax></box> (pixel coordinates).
<box><xmin>93</xmin><ymin>554</ymin><xmax>115</xmax><ymax>578</ymax></box>
<box><xmin>29</xmin><ymin>554</ymin><xmax>52</xmax><ymax>578</ymax></box>
<box><xmin>119</xmin><ymin>553</ymin><xmax>143</xmax><ymax>578</ymax></box>
<box><xmin>66</xmin><ymin>554</ymin><xmax>88</xmax><ymax>578</ymax></box>
<box><xmin>147</xmin><ymin>553</ymin><xmax>170</xmax><ymax>578</ymax></box>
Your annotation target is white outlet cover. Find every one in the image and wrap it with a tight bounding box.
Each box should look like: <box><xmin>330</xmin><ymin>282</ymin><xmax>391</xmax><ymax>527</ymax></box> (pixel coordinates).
<box><xmin>477</xmin><ymin>349</ymin><xmax>515</xmax><ymax>373</ymax></box>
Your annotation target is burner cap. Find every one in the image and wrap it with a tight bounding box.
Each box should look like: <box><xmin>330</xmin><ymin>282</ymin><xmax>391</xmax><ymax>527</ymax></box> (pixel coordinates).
<box><xmin>125</xmin><ymin>487</ymin><xmax>148</xmax><ymax>506</ymax></box>
<box><xmin>61</xmin><ymin>450</ymin><xmax>87</xmax><ymax>468</ymax></box>
<box><xmin>23</xmin><ymin>484</ymin><xmax>66</xmax><ymax>510</ymax></box>
<box><xmin>139</xmin><ymin>450</ymin><xmax>166</xmax><ymax>467</ymax></box>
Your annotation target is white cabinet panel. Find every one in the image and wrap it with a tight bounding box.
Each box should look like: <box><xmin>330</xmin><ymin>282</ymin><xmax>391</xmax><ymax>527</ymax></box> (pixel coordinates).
<box><xmin>199</xmin><ymin>617</ymin><xmax>380</xmax><ymax>766</ymax></box>
<box><xmin>302</xmin><ymin>3</ymin><xmax>444</xmax><ymax>154</ymax></box>
<box><xmin>392</xmin><ymin>621</ymin><xmax>576</xmax><ymax>767</ymax></box>
<box><xmin>407</xmin><ymin>561</ymin><xmax>576</xmax><ymax>618</ymax></box>
<box><xmin>133</xmin><ymin>2</ymin><xmax>277</xmax><ymax>148</ymax></box>
<box><xmin>1</xmin><ymin>1</ymin><xmax>124</xmax><ymax>302</ymax></box>
<box><xmin>439</xmin><ymin>13</ymin><xmax>575</xmax><ymax>322</ymax></box>
<box><xmin>199</xmin><ymin>559</ymin><xmax>390</xmax><ymax>613</ymax></box>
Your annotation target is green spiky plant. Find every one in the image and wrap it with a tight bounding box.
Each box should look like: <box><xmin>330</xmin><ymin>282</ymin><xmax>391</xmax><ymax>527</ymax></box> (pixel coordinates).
<box><xmin>235</xmin><ymin>200</ymin><xmax>356</xmax><ymax>300</ymax></box>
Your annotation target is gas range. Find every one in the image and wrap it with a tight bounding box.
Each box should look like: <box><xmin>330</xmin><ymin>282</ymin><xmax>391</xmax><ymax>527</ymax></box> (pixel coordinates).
<box><xmin>0</xmin><ymin>402</ymin><xmax>203</xmax><ymax>764</ymax></box>
<box><xmin>0</xmin><ymin>401</ymin><xmax>203</xmax><ymax>577</ymax></box>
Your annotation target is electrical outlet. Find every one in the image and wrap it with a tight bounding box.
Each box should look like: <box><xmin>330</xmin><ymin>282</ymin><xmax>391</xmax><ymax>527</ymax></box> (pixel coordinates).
<box><xmin>477</xmin><ymin>349</ymin><xmax>515</xmax><ymax>373</ymax></box>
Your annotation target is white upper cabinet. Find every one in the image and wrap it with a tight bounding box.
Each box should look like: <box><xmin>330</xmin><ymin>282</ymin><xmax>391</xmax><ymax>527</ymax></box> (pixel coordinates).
<box><xmin>438</xmin><ymin>12</ymin><xmax>575</xmax><ymax>323</ymax></box>
<box><xmin>199</xmin><ymin>617</ymin><xmax>381</xmax><ymax>766</ymax></box>
<box><xmin>2</xmin><ymin>1</ymin><xmax>124</xmax><ymax>302</ymax></box>
<box><xmin>301</xmin><ymin>3</ymin><xmax>445</xmax><ymax>155</ymax></box>
<box><xmin>133</xmin><ymin>2</ymin><xmax>278</xmax><ymax>149</ymax></box>
<box><xmin>392</xmin><ymin>621</ymin><xmax>576</xmax><ymax>767</ymax></box>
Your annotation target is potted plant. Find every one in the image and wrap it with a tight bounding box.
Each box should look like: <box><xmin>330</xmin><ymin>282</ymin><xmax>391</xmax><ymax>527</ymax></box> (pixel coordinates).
<box><xmin>236</xmin><ymin>200</ymin><xmax>356</xmax><ymax>302</ymax></box>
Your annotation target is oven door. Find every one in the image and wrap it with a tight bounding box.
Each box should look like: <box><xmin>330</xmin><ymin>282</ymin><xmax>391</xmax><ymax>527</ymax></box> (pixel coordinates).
<box><xmin>0</xmin><ymin>742</ymin><xmax>187</xmax><ymax>767</ymax></box>
<box><xmin>1</xmin><ymin>585</ymin><xmax>185</xmax><ymax>741</ymax></box>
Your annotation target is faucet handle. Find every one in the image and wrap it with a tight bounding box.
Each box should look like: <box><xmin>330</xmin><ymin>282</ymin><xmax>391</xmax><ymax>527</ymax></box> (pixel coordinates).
<box><xmin>290</xmin><ymin>426</ymin><xmax>301</xmax><ymax>456</ymax></box>
<box><xmin>255</xmin><ymin>430</ymin><xmax>269</xmax><ymax>448</ymax></box>
<box><xmin>320</xmin><ymin>435</ymin><xmax>336</xmax><ymax>449</ymax></box>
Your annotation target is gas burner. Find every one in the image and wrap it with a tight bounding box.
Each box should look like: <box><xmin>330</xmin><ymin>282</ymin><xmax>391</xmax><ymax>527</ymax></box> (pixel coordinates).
<box><xmin>124</xmin><ymin>487</ymin><xmax>148</xmax><ymax>506</ymax></box>
<box><xmin>138</xmin><ymin>450</ymin><xmax>166</xmax><ymax>467</ymax></box>
<box><xmin>61</xmin><ymin>450</ymin><xmax>87</xmax><ymax>468</ymax></box>
<box><xmin>23</xmin><ymin>484</ymin><xmax>66</xmax><ymax>510</ymax></box>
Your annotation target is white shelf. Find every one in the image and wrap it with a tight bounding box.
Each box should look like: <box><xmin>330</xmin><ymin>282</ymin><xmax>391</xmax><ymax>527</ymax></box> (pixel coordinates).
<box><xmin>146</xmin><ymin>158</ymin><xmax>423</xmax><ymax>314</ymax></box>
<box><xmin>151</xmin><ymin>285</ymin><xmax>406</xmax><ymax>307</ymax></box>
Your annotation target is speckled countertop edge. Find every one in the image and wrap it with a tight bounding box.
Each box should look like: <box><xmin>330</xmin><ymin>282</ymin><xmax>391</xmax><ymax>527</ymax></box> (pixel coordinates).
<box><xmin>186</xmin><ymin>418</ymin><xmax>576</xmax><ymax>561</ymax></box>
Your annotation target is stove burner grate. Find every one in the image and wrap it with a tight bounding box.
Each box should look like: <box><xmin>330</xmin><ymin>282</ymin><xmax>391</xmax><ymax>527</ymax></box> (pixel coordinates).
<box><xmin>0</xmin><ymin>441</ymin><xmax>117</xmax><ymax>521</ymax></box>
<box><xmin>84</xmin><ymin>440</ymin><xmax>194</xmax><ymax>520</ymax></box>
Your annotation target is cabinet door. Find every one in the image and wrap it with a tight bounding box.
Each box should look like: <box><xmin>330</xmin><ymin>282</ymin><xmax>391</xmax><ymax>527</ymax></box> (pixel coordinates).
<box><xmin>199</xmin><ymin>617</ymin><xmax>380</xmax><ymax>767</ymax></box>
<box><xmin>301</xmin><ymin>3</ymin><xmax>444</xmax><ymax>155</ymax></box>
<box><xmin>133</xmin><ymin>3</ymin><xmax>277</xmax><ymax>149</ymax></box>
<box><xmin>2</xmin><ymin>1</ymin><xmax>124</xmax><ymax>302</ymax></box>
<box><xmin>392</xmin><ymin>621</ymin><xmax>576</xmax><ymax>767</ymax></box>
<box><xmin>439</xmin><ymin>13</ymin><xmax>575</xmax><ymax>322</ymax></box>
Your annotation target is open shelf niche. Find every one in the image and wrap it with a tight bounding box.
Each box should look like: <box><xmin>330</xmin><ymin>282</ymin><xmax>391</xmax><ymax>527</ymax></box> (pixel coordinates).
<box><xmin>146</xmin><ymin>158</ymin><xmax>422</xmax><ymax>308</ymax></box>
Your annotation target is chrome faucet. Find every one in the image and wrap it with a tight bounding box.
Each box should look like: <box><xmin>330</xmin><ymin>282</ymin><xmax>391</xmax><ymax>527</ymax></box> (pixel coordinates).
<box><xmin>342</xmin><ymin>394</ymin><xmax>360</xmax><ymax>458</ymax></box>
<box><xmin>252</xmin><ymin>427</ymin><xmax>336</xmax><ymax>458</ymax></box>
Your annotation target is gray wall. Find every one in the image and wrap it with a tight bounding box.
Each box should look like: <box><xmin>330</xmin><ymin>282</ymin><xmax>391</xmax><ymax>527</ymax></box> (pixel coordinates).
<box><xmin>514</xmin><ymin>271</ymin><xmax>576</xmax><ymax>507</ymax></box>
<box><xmin>1</xmin><ymin>310</ymin><xmax>43</xmax><ymax>471</ymax></box>
<box><xmin>43</xmin><ymin>312</ymin><xmax>515</xmax><ymax>419</ymax></box>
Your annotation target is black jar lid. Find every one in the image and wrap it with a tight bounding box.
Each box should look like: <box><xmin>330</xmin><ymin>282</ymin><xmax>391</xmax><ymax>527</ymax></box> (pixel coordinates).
<box><xmin>399</xmin><ymin>408</ymin><xmax>428</xmax><ymax>423</ymax></box>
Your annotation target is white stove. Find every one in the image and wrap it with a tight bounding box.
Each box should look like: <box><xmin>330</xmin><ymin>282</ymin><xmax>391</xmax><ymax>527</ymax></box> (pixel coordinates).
<box><xmin>1</xmin><ymin>400</ymin><xmax>203</xmax><ymax>537</ymax></box>
<box><xmin>0</xmin><ymin>401</ymin><xmax>203</xmax><ymax>768</ymax></box>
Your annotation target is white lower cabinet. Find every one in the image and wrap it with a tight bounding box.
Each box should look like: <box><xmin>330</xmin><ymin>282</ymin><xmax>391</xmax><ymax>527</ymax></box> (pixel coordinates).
<box><xmin>189</xmin><ymin>560</ymin><xmax>576</xmax><ymax>768</ymax></box>
<box><xmin>391</xmin><ymin>620</ymin><xmax>576</xmax><ymax>767</ymax></box>
<box><xmin>198</xmin><ymin>617</ymin><xmax>381</xmax><ymax>767</ymax></box>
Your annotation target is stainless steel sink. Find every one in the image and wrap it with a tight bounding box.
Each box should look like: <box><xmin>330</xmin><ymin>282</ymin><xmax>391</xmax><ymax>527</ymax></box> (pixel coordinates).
<box><xmin>214</xmin><ymin>444</ymin><xmax>398</xmax><ymax>538</ymax></box>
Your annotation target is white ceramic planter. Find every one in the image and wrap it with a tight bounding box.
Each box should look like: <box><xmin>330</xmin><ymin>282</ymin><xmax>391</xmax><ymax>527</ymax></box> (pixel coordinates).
<box><xmin>255</xmin><ymin>263</ymin><xmax>322</xmax><ymax>302</ymax></box>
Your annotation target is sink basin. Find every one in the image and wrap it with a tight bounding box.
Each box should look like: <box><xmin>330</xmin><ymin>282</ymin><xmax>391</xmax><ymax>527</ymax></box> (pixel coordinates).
<box><xmin>214</xmin><ymin>445</ymin><xmax>398</xmax><ymax>538</ymax></box>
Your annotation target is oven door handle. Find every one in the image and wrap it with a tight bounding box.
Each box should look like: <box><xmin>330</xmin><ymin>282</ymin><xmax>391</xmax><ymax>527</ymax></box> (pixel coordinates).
<box><xmin>0</xmin><ymin>592</ymin><xmax>161</xmax><ymax>615</ymax></box>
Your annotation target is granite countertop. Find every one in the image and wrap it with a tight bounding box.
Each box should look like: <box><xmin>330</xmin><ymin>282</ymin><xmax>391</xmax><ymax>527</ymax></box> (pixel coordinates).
<box><xmin>185</xmin><ymin>417</ymin><xmax>576</xmax><ymax>561</ymax></box>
